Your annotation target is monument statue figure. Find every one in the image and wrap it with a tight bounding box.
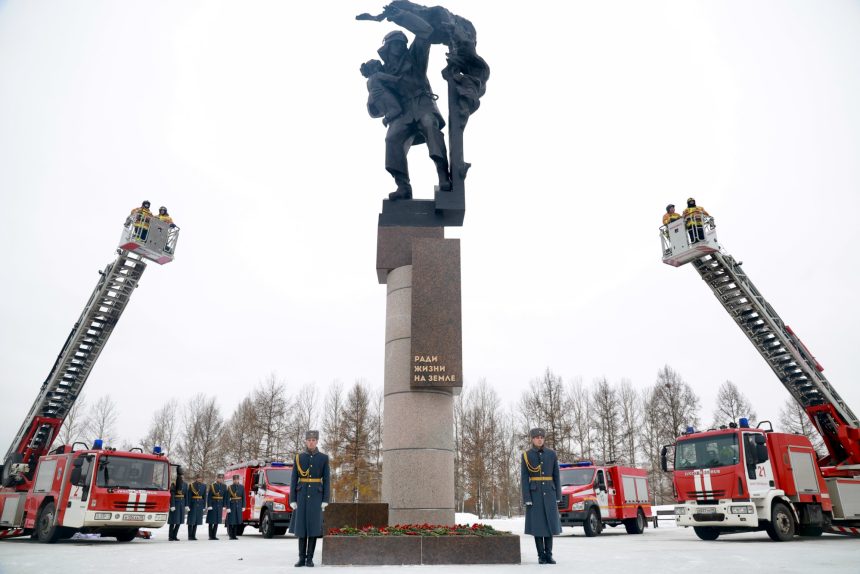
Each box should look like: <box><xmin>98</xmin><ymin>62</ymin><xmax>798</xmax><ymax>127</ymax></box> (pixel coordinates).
<box><xmin>359</xmin><ymin>1</ymin><xmax>489</xmax><ymax>209</ymax></box>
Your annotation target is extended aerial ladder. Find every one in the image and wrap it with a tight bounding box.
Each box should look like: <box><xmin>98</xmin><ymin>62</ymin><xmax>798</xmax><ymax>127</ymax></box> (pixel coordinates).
<box><xmin>0</xmin><ymin>212</ymin><xmax>180</xmax><ymax>489</ymax></box>
<box><xmin>660</xmin><ymin>214</ymin><xmax>860</xmax><ymax>473</ymax></box>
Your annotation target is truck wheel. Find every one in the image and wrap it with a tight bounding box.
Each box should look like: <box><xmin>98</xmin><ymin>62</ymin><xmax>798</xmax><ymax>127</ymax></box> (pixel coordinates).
<box><xmin>35</xmin><ymin>502</ymin><xmax>61</xmax><ymax>543</ymax></box>
<box><xmin>115</xmin><ymin>529</ymin><xmax>138</xmax><ymax>542</ymax></box>
<box><xmin>625</xmin><ymin>510</ymin><xmax>646</xmax><ymax>534</ymax></box>
<box><xmin>236</xmin><ymin>525</ymin><xmax>246</xmax><ymax>536</ymax></box>
<box><xmin>694</xmin><ymin>527</ymin><xmax>720</xmax><ymax>541</ymax></box>
<box><xmin>765</xmin><ymin>502</ymin><xmax>795</xmax><ymax>542</ymax></box>
<box><xmin>260</xmin><ymin>511</ymin><xmax>274</xmax><ymax>539</ymax></box>
<box><xmin>797</xmin><ymin>526</ymin><xmax>823</xmax><ymax>537</ymax></box>
<box><xmin>583</xmin><ymin>509</ymin><xmax>601</xmax><ymax>537</ymax></box>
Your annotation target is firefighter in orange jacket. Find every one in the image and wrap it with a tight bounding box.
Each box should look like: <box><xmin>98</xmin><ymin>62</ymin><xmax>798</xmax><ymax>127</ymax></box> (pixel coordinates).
<box><xmin>125</xmin><ymin>200</ymin><xmax>152</xmax><ymax>242</ymax></box>
<box><xmin>662</xmin><ymin>204</ymin><xmax>681</xmax><ymax>226</ymax></box>
<box><xmin>683</xmin><ymin>197</ymin><xmax>710</xmax><ymax>243</ymax></box>
<box><xmin>157</xmin><ymin>206</ymin><xmax>177</xmax><ymax>227</ymax></box>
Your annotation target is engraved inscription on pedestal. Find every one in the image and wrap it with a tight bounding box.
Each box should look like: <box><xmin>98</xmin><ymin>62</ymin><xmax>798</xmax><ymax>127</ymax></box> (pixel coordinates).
<box><xmin>410</xmin><ymin>237</ymin><xmax>462</xmax><ymax>389</ymax></box>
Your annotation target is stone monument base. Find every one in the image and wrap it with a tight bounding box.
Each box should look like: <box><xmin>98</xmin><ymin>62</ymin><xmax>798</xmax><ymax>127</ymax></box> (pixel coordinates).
<box><xmin>321</xmin><ymin>534</ymin><xmax>521</xmax><ymax>565</ymax></box>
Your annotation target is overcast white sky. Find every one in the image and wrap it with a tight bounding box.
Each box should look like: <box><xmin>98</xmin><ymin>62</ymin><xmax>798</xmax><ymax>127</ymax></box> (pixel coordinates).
<box><xmin>1</xmin><ymin>1</ymin><xmax>859</xmax><ymax>451</ymax></box>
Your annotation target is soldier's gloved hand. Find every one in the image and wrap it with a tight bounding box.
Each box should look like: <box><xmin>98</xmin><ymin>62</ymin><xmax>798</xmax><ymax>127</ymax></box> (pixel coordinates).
<box><xmin>524</xmin><ymin>502</ymin><xmax>533</xmax><ymax>506</ymax></box>
<box><xmin>170</xmin><ymin>507</ymin><xmax>175</xmax><ymax>511</ymax></box>
<box><xmin>185</xmin><ymin>507</ymin><xmax>190</xmax><ymax>512</ymax></box>
<box><xmin>321</xmin><ymin>503</ymin><xmax>329</xmax><ymax>511</ymax></box>
<box><xmin>290</xmin><ymin>502</ymin><xmax>297</xmax><ymax>510</ymax></box>
<box><xmin>206</xmin><ymin>507</ymin><xmax>212</xmax><ymax>511</ymax></box>
<box><xmin>226</xmin><ymin>509</ymin><xmax>231</xmax><ymax>514</ymax></box>
<box><xmin>242</xmin><ymin>508</ymin><xmax>246</xmax><ymax>512</ymax></box>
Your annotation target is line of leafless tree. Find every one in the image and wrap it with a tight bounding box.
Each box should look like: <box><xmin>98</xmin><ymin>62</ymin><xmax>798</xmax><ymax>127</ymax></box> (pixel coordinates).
<box><xmin>54</xmin><ymin>365</ymin><xmax>829</xmax><ymax>515</ymax></box>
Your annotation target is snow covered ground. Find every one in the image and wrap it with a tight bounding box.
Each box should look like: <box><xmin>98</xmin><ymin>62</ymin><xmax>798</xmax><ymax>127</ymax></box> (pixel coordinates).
<box><xmin>0</xmin><ymin>516</ymin><xmax>857</xmax><ymax>574</ymax></box>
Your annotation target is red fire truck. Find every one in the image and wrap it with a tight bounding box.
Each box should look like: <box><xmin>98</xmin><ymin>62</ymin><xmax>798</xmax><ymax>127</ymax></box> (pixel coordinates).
<box><xmin>557</xmin><ymin>461</ymin><xmax>651</xmax><ymax>536</ymax></box>
<box><xmin>0</xmin><ymin>214</ymin><xmax>179</xmax><ymax>542</ymax></box>
<box><xmin>659</xmin><ymin>215</ymin><xmax>860</xmax><ymax>540</ymax></box>
<box><xmin>223</xmin><ymin>460</ymin><xmax>293</xmax><ymax>538</ymax></box>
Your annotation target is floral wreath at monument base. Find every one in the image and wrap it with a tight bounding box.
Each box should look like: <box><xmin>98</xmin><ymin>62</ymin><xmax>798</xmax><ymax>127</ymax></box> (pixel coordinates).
<box><xmin>327</xmin><ymin>523</ymin><xmax>510</xmax><ymax>537</ymax></box>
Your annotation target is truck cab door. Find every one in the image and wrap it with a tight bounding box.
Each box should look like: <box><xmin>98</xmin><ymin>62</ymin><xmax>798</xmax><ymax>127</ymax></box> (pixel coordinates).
<box><xmin>595</xmin><ymin>470</ymin><xmax>610</xmax><ymax>518</ymax></box>
<box><xmin>64</xmin><ymin>455</ymin><xmax>94</xmax><ymax>528</ymax></box>
<box><xmin>252</xmin><ymin>471</ymin><xmax>265</xmax><ymax>520</ymax></box>
<box><xmin>743</xmin><ymin>432</ymin><xmax>774</xmax><ymax>501</ymax></box>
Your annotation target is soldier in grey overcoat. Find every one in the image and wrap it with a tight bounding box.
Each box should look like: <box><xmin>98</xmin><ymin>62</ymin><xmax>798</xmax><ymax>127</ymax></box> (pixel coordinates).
<box><xmin>289</xmin><ymin>430</ymin><xmax>331</xmax><ymax>567</ymax></box>
<box><xmin>167</xmin><ymin>472</ymin><xmax>188</xmax><ymax>541</ymax></box>
<box><xmin>206</xmin><ymin>472</ymin><xmax>228</xmax><ymax>540</ymax></box>
<box><xmin>225</xmin><ymin>474</ymin><xmax>246</xmax><ymax>540</ymax></box>
<box><xmin>521</xmin><ymin>428</ymin><xmax>562</xmax><ymax>564</ymax></box>
<box><xmin>186</xmin><ymin>472</ymin><xmax>206</xmax><ymax>541</ymax></box>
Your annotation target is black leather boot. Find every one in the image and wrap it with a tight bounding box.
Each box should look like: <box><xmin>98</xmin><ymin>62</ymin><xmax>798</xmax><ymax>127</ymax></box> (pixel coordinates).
<box><xmin>295</xmin><ymin>537</ymin><xmax>307</xmax><ymax>567</ymax></box>
<box><xmin>534</xmin><ymin>536</ymin><xmax>546</xmax><ymax>564</ymax></box>
<box><xmin>306</xmin><ymin>537</ymin><xmax>318</xmax><ymax>567</ymax></box>
<box><xmin>544</xmin><ymin>537</ymin><xmax>556</xmax><ymax>564</ymax></box>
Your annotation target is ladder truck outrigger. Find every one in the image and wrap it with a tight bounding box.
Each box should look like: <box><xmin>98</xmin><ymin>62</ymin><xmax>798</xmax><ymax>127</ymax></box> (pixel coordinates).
<box><xmin>0</xmin><ymin>212</ymin><xmax>180</xmax><ymax>542</ymax></box>
<box><xmin>658</xmin><ymin>213</ymin><xmax>860</xmax><ymax>541</ymax></box>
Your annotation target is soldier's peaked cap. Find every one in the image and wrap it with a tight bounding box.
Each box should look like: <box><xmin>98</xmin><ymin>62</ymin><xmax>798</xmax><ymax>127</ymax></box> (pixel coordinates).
<box><xmin>529</xmin><ymin>428</ymin><xmax>546</xmax><ymax>438</ymax></box>
<box><xmin>216</xmin><ymin>472</ymin><xmax>224</xmax><ymax>478</ymax></box>
<box><xmin>305</xmin><ymin>430</ymin><xmax>320</xmax><ymax>440</ymax></box>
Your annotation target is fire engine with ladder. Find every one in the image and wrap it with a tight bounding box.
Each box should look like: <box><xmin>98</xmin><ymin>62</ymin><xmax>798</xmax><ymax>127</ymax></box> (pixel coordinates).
<box><xmin>0</xmin><ymin>211</ymin><xmax>180</xmax><ymax>542</ymax></box>
<box><xmin>658</xmin><ymin>212</ymin><xmax>860</xmax><ymax>540</ymax></box>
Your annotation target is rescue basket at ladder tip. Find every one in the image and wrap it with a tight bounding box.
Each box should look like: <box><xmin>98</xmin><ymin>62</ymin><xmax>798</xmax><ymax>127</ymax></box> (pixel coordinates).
<box><xmin>120</xmin><ymin>214</ymin><xmax>180</xmax><ymax>265</ymax></box>
<box><xmin>660</xmin><ymin>214</ymin><xmax>720</xmax><ymax>267</ymax></box>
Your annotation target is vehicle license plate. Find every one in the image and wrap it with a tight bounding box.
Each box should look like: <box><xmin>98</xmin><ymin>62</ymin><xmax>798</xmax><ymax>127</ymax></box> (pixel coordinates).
<box><xmin>699</xmin><ymin>507</ymin><xmax>716</xmax><ymax>514</ymax></box>
<box><xmin>123</xmin><ymin>514</ymin><xmax>144</xmax><ymax>521</ymax></box>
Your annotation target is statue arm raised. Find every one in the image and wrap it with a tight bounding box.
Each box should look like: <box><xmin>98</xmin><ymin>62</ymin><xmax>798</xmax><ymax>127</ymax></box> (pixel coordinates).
<box><xmin>384</xmin><ymin>5</ymin><xmax>432</xmax><ymax>40</ymax></box>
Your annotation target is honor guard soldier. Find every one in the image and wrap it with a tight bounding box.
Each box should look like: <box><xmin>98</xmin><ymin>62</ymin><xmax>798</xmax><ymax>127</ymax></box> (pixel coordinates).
<box><xmin>225</xmin><ymin>474</ymin><xmax>246</xmax><ymax>540</ymax></box>
<box><xmin>168</xmin><ymin>471</ymin><xmax>188</xmax><ymax>541</ymax></box>
<box><xmin>521</xmin><ymin>428</ymin><xmax>562</xmax><ymax>564</ymax></box>
<box><xmin>289</xmin><ymin>430</ymin><xmax>331</xmax><ymax>568</ymax></box>
<box><xmin>186</xmin><ymin>472</ymin><xmax>206</xmax><ymax>541</ymax></box>
<box><xmin>206</xmin><ymin>472</ymin><xmax>228</xmax><ymax>540</ymax></box>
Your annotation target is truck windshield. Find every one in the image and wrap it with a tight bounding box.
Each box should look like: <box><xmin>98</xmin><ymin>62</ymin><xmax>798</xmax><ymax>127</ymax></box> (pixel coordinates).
<box><xmin>675</xmin><ymin>434</ymin><xmax>739</xmax><ymax>471</ymax></box>
<box><xmin>96</xmin><ymin>456</ymin><xmax>169</xmax><ymax>490</ymax></box>
<box><xmin>560</xmin><ymin>468</ymin><xmax>595</xmax><ymax>487</ymax></box>
<box><xmin>266</xmin><ymin>469</ymin><xmax>292</xmax><ymax>486</ymax></box>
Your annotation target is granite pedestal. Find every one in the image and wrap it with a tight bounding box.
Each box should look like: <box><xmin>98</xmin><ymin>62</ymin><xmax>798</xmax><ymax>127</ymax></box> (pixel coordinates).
<box><xmin>377</xmin><ymin>225</ymin><xmax>462</xmax><ymax>526</ymax></box>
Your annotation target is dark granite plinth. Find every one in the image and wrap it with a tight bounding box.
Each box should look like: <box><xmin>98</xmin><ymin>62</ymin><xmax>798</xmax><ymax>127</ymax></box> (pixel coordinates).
<box><xmin>422</xmin><ymin>535</ymin><xmax>521</xmax><ymax>564</ymax></box>
<box><xmin>378</xmin><ymin>199</ymin><xmax>464</xmax><ymax>227</ymax></box>
<box><xmin>321</xmin><ymin>535</ymin><xmax>521</xmax><ymax>566</ymax></box>
<box><xmin>376</xmin><ymin>226</ymin><xmax>444</xmax><ymax>284</ymax></box>
<box><xmin>322</xmin><ymin>536</ymin><xmax>421</xmax><ymax>565</ymax></box>
<box><xmin>411</xmin><ymin>237</ymin><xmax>462</xmax><ymax>389</ymax></box>
<box><xmin>322</xmin><ymin>534</ymin><xmax>521</xmax><ymax>566</ymax></box>
<box><xmin>322</xmin><ymin>503</ymin><xmax>388</xmax><ymax>532</ymax></box>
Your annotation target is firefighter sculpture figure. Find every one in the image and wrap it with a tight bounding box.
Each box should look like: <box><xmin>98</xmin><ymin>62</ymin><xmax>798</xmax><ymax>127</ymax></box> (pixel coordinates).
<box><xmin>521</xmin><ymin>428</ymin><xmax>562</xmax><ymax>564</ymax></box>
<box><xmin>289</xmin><ymin>430</ymin><xmax>331</xmax><ymax>568</ymax></box>
<box><xmin>206</xmin><ymin>472</ymin><xmax>228</xmax><ymax>540</ymax></box>
<box><xmin>186</xmin><ymin>472</ymin><xmax>206</xmax><ymax>541</ymax></box>
<box><xmin>225</xmin><ymin>474</ymin><xmax>246</xmax><ymax>540</ymax></box>
<box><xmin>168</xmin><ymin>471</ymin><xmax>188</xmax><ymax>541</ymax></box>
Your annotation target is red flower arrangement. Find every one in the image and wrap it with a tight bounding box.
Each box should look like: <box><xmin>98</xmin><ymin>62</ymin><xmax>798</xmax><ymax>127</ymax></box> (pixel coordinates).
<box><xmin>327</xmin><ymin>523</ymin><xmax>510</xmax><ymax>537</ymax></box>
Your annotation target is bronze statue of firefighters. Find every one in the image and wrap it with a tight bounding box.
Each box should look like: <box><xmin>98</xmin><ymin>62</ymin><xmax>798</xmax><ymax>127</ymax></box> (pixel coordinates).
<box><xmin>358</xmin><ymin>1</ymin><xmax>489</xmax><ymax>202</ymax></box>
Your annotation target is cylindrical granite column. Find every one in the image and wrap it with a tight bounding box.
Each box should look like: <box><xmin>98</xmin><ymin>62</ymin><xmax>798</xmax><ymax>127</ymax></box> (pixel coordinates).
<box><xmin>382</xmin><ymin>265</ymin><xmax>455</xmax><ymax>526</ymax></box>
